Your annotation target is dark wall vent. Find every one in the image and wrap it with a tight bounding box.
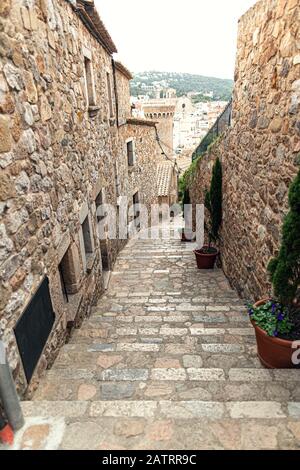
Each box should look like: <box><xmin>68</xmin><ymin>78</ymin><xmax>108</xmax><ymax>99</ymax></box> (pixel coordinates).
<box><xmin>14</xmin><ymin>277</ymin><xmax>55</xmax><ymax>383</ymax></box>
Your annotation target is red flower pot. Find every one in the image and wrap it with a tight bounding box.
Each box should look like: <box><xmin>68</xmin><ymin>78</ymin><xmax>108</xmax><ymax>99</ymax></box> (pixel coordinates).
<box><xmin>251</xmin><ymin>299</ymin><xmax>300</xmax><ymax>369</ymax></box>
<box><xmin>194</xmin><ymin>246</ymin><xmax>219</xmax><ymax>269</ymax></box>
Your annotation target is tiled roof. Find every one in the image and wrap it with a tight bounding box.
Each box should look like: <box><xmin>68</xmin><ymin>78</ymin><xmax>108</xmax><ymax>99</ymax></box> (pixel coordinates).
<box><xmin>157</xmin><ymin>162</ymin><xmax>173</xmax><ymax>197</ymax></box>
<box><xmin>75</xmin><ymin>0</ymin><xmax>118</xmax><ymax>54</ymax></box>
<box><xmin>114</xmin><ymin>61</ymin><xmax>133</xmax><ymax>80</ymax></box>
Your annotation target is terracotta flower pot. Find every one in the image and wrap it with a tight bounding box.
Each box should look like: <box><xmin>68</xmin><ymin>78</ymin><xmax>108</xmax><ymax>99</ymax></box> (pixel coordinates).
<box><xmin>251</xmin><ymin>299</ymin><xmax>300</xmax><ymax>369</ymax></box>
<box><xmin>194</xmin><ymin>246</ymin><xmax>219</xmax><ymax>269</ymax></box>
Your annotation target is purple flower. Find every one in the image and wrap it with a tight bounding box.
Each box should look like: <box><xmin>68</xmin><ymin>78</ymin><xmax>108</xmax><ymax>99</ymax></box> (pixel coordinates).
<box><xmin>271</xmin><ymin>303</ymin><xmax>276</xmax><ymax>314</ymax></box>
<box><xmin>277</xmin><ymin>313</ymin><xmax>284</xmax><ymax>322</ymax></box>
<box><xmin>273</xmin><ymin>330</ymin><xmax>278</xmax><ymax>337</ymax></box>
<box><xmin>248</xmin><ymin>308</ymin><xmax>254</xmax><ymax>316</ymax></box>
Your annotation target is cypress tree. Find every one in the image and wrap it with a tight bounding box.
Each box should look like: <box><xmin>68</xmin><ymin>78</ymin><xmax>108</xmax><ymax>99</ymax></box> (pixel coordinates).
<box><xmin>205</xmin><ymin>157</ymin><xmax>222</xmax><ymax>245</ymax></box>
<box><xmin>183</xmin><ymin>189</ymin><xmax>191</xmax><ymax>206</ymax></box>
<box><xmin>268</xmin><ymin>170</ymin><xmax>300</xmax><ymax>307</ymax></box>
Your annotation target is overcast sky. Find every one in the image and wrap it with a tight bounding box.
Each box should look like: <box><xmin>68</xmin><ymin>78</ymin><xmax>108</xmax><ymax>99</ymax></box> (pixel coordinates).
<box><xmin>95</xmin><ymin>0</ymin><xmax>257</xmax><ymax>79</ymax></box>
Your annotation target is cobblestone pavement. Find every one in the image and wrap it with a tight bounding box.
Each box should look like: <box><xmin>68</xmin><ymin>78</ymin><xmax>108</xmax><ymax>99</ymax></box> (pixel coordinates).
<box><xmin>7</xmin><ymin>225</ymin><xmax>300</xmax><ymax>449</ymax></box>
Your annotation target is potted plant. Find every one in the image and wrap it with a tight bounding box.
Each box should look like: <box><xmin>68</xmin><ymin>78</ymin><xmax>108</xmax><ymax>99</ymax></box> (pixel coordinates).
<box><xmin>247</xmin><ymin>170</ymin><xmax>300</xmax><ymax>368</ymax></box>
<box><xmin>194</xmin><ymin>157</ymin><xmax>222</xmax><ymax>269</ymax></box>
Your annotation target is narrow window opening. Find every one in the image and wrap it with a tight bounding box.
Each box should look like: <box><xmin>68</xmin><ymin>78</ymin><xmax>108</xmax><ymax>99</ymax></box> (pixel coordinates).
<box><xmin>84</xmin><ymin>57</ymin><xmax>95</xmax><ymax>106</ymax></box>
<box><xmin>96</xmin><ymin>189</ymin><xmax>106</xmax><ymax>223</ymax></box>
<box><xmin>82</xmin><ymin>215</ymin><xmax>93</xmax><ymax>255</ymax></box>
<box><xmin>58</xmin><ymin>261</ymin><xmax>69</xmax><ymax>303</ymax></box>
<box><xmin>58</xmin><ymin>246</ymin><xmax>81</xmax><ymax>301</ymax></box>
<box><xmin>127</xmin><ymin>140</ymin><xmax>135</xmax><ymax>166</ymax></box>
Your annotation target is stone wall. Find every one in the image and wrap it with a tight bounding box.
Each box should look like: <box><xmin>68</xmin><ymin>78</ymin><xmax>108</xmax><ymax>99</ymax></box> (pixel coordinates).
<box><xmin>188</xmin><ymin>0</ymin><xmax>300</xmax><ymax>301</ymax></box>
<box><xmin>115</xmin><ymin>66</ymin><xmax>160</xmax><ymax>233</ymax></box>
<box><xmin>115</xmin><ymin>63</ymin><xmax>132</xmax><ymax>126</ymax></box>
<box><xmin>0</xmin><ymin>0</ymin><xmax>160</xmax><ymax>394</ymax></box>
<box><xmin>118</xmin><ymin>119</ymin><xmax>160</xmax><ymax>213</ymax></box>
<box><xmin>192</xmin><ymin>101</ymin><xmax>232</xmax><ymax>160</ymax></box>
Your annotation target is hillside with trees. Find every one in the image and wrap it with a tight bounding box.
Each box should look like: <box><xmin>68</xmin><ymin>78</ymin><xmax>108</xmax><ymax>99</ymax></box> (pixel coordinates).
<box><xmin>130</xmin><ymin>71</ymin><xmax>233</xmax><ymax>101</ymax></box>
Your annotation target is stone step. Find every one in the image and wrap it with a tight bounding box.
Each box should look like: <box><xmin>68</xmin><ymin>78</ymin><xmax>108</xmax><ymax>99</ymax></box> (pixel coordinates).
<box><xmin>83</xmin><ymin>316</ymin><xmax>250</xmax><ymax>327</ymax></box>
<box><xmin>52</xmin><ymin>344</ymin><xmax>258</xmax><ymax>369</ymax></box>
<box><xmin>63</xmin><ymin>339</ymin><xmax>255</xmax><ymax>352</ymax></box>
<box><xmin>92</xmin><ymin>302</ymin><xmax>246</xmax><ymax>311</ymax></box>
<box><xmin>22</xmin><ymin>400</ymin><xmax>300</xmax><ymax>420</ymax></box>
<box><xmin>72</xmin><ymin>324</ymin><xmax>254</xmax><ymax>335</ymax></box>
<box><xmin>33</xmin><ymin>377</ymin><xmax>300</xmax><ymax>402</ymax></box>
<box><xmin>70</xmin><ymin>328</ymin><xmax>255</xmax><ymax>344</ymax></box>
<box><xmin>12</xmin><ymin>404</ymin><xmax>300</xmax><ymax>450</ymax></box>
<box><xmin>92</xmin><ymin>301</ymin><xmax>246</xmax><ymax>309</ymax></box>
<box><xmin>13</xmin><ymin>415</ymin><xmax>299</xmax><ymax>452</ymax></box>
<box><xmin>44</xmin><ymin>366</ymin><xmax>300</xmax><ymax>383</ymax></box>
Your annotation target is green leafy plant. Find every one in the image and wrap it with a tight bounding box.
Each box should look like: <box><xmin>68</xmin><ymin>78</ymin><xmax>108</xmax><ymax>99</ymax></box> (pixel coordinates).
<box><xmin>203</xmin><ymin>157</ymin><xmax>222</xmax><ymax>252</ymax></box>
<box><xmin>248</xmin><ymin>170</ymin><xmax>300</xmax><ymax>338</ymax></box>
<box><xmin>247</xmin><ymin>301</ymin><xmax>292</xmax><ymax>337</ymax></box>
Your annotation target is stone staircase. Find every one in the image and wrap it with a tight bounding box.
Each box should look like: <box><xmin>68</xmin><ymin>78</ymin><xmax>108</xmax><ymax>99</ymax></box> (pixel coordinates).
<box><xmin>11</xmin><ymin>233</ymin><xmax>300</xmax><ymax>449</ymax></box>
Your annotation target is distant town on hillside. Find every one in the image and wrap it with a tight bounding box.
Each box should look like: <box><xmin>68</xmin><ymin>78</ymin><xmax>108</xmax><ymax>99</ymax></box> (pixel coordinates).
<box><xmin>130</xmin><ymin>71</ymin><xmax>234</xmax><ymax>102</ymax></box>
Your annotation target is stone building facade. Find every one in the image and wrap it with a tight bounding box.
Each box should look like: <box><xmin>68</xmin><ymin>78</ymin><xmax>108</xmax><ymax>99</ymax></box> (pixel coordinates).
<box><xmin>188</xmin><ymin>0</ymin><xmax>300</xmax><ymax>301</ymax></box>
<box><xmin>143</xmin><ymin>103</ymin><xmax>175</xmax><ymax>156</ymax></box>
<box><xmin>0</xmin><ymin>0</ymin><xmax>160</xmax><ymax>394</ymax></box>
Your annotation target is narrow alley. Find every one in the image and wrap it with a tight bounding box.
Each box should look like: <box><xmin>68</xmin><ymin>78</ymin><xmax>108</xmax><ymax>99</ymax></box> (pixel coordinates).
<box><xmin>11</xmin><ymin>226</ymin><xmax>300</xmax><ymax>450</ymax></box>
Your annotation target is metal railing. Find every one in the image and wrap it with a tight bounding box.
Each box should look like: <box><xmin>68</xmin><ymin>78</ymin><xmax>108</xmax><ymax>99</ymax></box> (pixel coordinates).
<box><xmin>192</xmin><ymin>99</ymin><xmax>232</xmax><ymax>161</ymax></box>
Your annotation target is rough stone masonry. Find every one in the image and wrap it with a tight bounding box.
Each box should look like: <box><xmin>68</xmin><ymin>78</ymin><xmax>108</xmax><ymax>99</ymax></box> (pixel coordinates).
<box><xmin>188</xmin><ymin>0</ymin><xmax>300</xmax><ymax>301</ymax></box>
<box><xmin>0</xmin><ymin>0</ymin><xmax>161</xmax><ymax>395</ymax></box>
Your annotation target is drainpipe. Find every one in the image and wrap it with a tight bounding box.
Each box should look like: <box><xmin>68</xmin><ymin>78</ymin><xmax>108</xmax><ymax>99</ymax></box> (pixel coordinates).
<box><xmin>0</xmin><ymin>342</ymin><xmax>24</xmax><ymax>431</ymax></box>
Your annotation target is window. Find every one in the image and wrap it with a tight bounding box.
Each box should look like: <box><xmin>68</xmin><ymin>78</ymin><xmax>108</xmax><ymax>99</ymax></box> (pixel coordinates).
<box><xmin>58</xmin><ymin>259</ymin><xmax>69</xmax><ymax>303</ymax></box>
<box><xmin>14</xmin><ymin>277</ymin><xmax>55</xmax><ymax>383</ymax></box>
<box><xmin>59</xmin><ymin>247</ymin><xmax>79</xmax><ymax>302</ymax></box>
<box><xmin>82</xmin><ymin>215</ymin><xmax>93</xmax><ymax>255</ymax></box>
<box><xmin>127</xmin><ymin>140</ymin><xmax>135</xmax><ymax>167</ymax></box>
<box><xmin>79</xmin><ymin>205</ymin><xmax>95</xmax><ymax>273</ymax></box>
<box><xmin>58</xmin><ymin>243</ymin><xmax>81</xmax><ymax>295</ymax></box>
<box><xmin>95</xmin><ymin>189</ymin><xmax>106</xmax><ymax>223</ymax></box>
<box><xmin>84</xmin><ymin>56</ymin><xmax>95</xmax><ymax>106</ymax></box>
<box><xmin>106</xmin><ymin>72</ymin><xmax>114</xmax><ymax>118</ymax></box>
